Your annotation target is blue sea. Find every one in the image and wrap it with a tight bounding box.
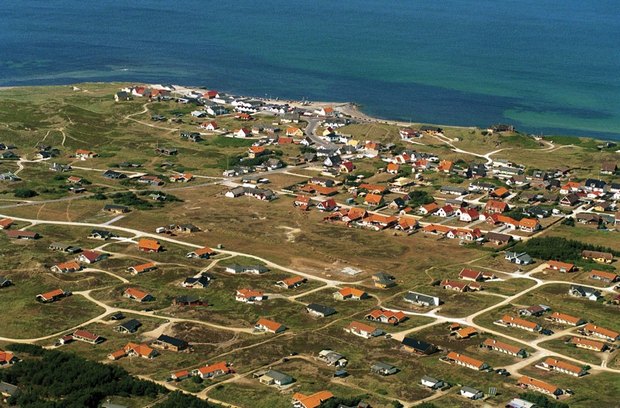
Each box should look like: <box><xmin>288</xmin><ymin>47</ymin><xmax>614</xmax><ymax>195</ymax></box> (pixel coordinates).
<box><xmin>1</xmin><ymin>0</ymin><xmax>619</xmax><ymax>139</ymax></box>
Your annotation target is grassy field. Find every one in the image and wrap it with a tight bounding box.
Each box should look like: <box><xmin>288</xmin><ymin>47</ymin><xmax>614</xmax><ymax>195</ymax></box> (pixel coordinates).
<box><xmin>1</xmin><ymin>84</ymin><xmax>619</xmax><ymax>407</ymax></box>
<box><xmin>0</xmin><ymin>272</ymin><xmax>106</xmax><ymax>338</ymax></box>
<box><xmin>518</xmin><ymin>358</ymin><xmax>620</xmax><ymax>408</ymax></box>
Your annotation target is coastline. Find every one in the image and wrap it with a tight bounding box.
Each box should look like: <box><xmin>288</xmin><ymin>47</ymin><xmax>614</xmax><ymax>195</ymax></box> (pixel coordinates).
<box><xmin>0</xmin><ymin>81</ymin><xmax>613</xmax><ymax>144</ymax></box>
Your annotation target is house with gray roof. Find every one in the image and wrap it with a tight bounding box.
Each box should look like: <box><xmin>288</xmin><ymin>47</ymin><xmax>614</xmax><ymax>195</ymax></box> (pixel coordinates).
<box><xmin>370</xmin><ymin>362</ymin><xmax>399</xmax><ymax>376</ymax></box>
<box><xmin>404</xmin><ymin>291</ymin><xmax>440</xmax><ymax>307</ymax></box>
<box><xmin>306</xmin><ymin>303</ymin><xmax>336</xmax><ymax>318</ymax></box>
<box><xmin>505</xmin><ymin>251</ymin><xmax>533</xmax><ymax>265</ymax></box>
<box><xmin>258</xmin><ymin>370</ymin><xmax>294</xmax><ymax>386</ymax></box>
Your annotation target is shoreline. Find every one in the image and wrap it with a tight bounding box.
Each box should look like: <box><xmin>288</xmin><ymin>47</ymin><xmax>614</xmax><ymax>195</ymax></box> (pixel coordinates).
<box><xmin>0</xmin><ymin>81</ymin><xmax>615</xmax><ymax>144</ymax></box>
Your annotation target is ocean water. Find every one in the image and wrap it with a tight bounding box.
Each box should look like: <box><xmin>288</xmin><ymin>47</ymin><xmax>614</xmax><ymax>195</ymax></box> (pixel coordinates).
<box><xmin>0</xmin><ymin>0</ymin><xmax>619</xmax><ymax>139</ymax></box>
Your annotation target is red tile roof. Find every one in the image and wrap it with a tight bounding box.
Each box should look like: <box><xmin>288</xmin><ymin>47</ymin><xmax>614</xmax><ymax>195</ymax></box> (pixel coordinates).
<box><xmin>255</xmin><ymin>318</ymin><xmax>284</xmax><ymax>332</ymax></box>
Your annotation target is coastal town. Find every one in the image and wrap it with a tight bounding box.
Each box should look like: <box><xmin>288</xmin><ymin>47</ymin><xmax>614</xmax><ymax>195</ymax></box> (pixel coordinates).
<box><xmin>0</xmin><ymin>83</ymin><xmax>618</xmax><ymax>408</ymax></box>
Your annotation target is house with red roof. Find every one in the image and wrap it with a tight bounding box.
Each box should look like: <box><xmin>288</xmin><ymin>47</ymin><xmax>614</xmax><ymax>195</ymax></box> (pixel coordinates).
<box><xmin>583</xmin><ymin>323</ymin><xmax>619</xmax><ymax>342</ymax></box>
<box><xmin>363</xmin><ymin>193</ymin><xmax>384</xmax><ymax>207</ymax></box>
<box><xmin>170</xmin><ymin>370</ymin><xmax>191</xmax><ymax>381</ymax></box>
<box><xmin>459</xmin><ymin>268</ymin><xmax>495</xmax><ymax>281</ymax></box>
<box><xmin>519</xmin><ymin>218</ymin><xmax>541</xmax><ymax>232</ymax></box>
<box><xmin>446</xmin><ymin>351</ymin><xmax>488</xmax><ymax>370</ymax></box>
<box><xmin>334</xmin><ymin>287</ymin><xmax>368</xmax><ymax>300</ymax></box>
<box><xmin>419</xmin><ymin>203</ymin><xmax>439</xmax><ymax>215</ymax></box>
<box><xmin>436</xmin><ymin>205</ymin><xmax>454</xmax><ymax>218</ymax></box>
<box><xmin>459</xmin><ymin>208</ymin><xmax>479</xmax><ymax>222</ymax></box>
<box><xmin>192</xmin><ymin>361</ymin><xmax>232</xmax><ymax>379</ymax></box>
<box><xmin>546</xmin><ymin>260</ymin><xmax>575</xmax><ymax>273</ymax></box>
<box><xmin>484</xmin><ymin>200</ymin><xmax>509</xmax><ymax>214</ymax></box>
<box><xmin>386</xmin><ymin>162</ymin><xmax>400</xmax><ymax>174</ymax></box>
<box><xmin>276</xmin><ymin>276</ymin><xmax>306</xmax><ymax>289</ymax></box>
<box><xmin>0</xmin><ymin>218</ymin><xmax>13</xmax><ymax>229</ymax></box>
<box><xmin>571</xmin><ymin>336</ymin><xmax>607</xmax><ymax>352</ymax></box>
<box><xmin>482</xmin><ymin>338</ymin><xmax>527</xmax><ymax>358</ymax></box>
<box><xmin>589</xmin><ymin>270</ymin><xmax>619</xmax><ymax>283</ymax></box>
<box><xmin>365</xmin><ymin>309</ymin><xmax>407</xmax><ymax>325</ymax></box>
<box><xmin>75</xmin><ymin>149</ymin><xmax>97</xmax><ymax>159</ymax></box>
<box><xmin>255</xmin><ymin>318</ymin><xmax>286</xmax><ymax>333</ymax></box>
<box><xmin>36</xmin><ymin>289</ymin><xmax>67</xmax><ymax>303</ymax></box>
<box><xmin>77</xmin><ymin>250</ymin><xmax>107</xmax><ymax>264</ymax></box>
<box><xmin>517</xmin><ymin>376</ymin><xmax>563</xmax><ymax>399</ymax></box>
<box><xmin>109</xmin><ymin>343</ymin><xmax>158</xmax><ymax>360</ymax></box>
<box><xmin>358</xmin><ymin>214</ymin><xmax>397</xmax><ymax>230</ymax></box>
<box><xmin>344</xmin><ymin>321</ymin><xmax>383</xmax><ymax>339</ymax></box>
<box><xmin>123</xmin><ymin>288</ymin><xmax>153</xmax><ymax>302</ymax></box>
<box><xmin>0</xmin><ymin>350</ymin><xmax>18</xmax><ymax>366</ymax></box>
<box><xmin>138</xmin><ymin>238</ymin><xmax>162</xmax><ymax>253</ymax></box>
<box><xmin>317</xmin><ymin>198</ymin><xmax>337</xmax><ymax>211</ymax></box>
<box><xmin>200</xmin><ymin>121</ymin><xmax>218</xmax><ymax>131</ymax></box>
<box><xmin>51</xmin><ymin>261</ymin><xmax>82</xmax><ymax>273</ymax></box>
<box><xmin>440</xmin><ymin>280</ymin><xmax>481</xmax><ymax>292</ymax></box>
<box><xmin>128</xmin><ymin>262</ymin><xmax>157</xmax><ymax>275</ymax></box>
<box><xmin>233</xmin><ymin>128</ymin><xmax>251</xmax><ymax>138</ymax></box>
<box><xmin>547</xmin><ymin>312</ymin><xmax>585</xmax><ymax>326</ymax></box>
<box><xmin>72</xmin><ymin>329</ymin><xmax>103</xmax><ymax>344</ymax></box>
<box><xmin>340</xmin><ymin>161</ymin><xmax>355</xmax><ymax>173</ymax></box>
<box><xmin>292</xmin><ymin>391</ymin><xmax>334</xmax><ymax>408</ymax></box>
<box><xmin>498</xmin><ymin>315</ymin><xmax>540</xmax><ymax>332</ymax></box>
<box><xmin>235</xmin><ymin>288</ymin><xmax>265</xmax><ymax>303</ymax></box>
<box><xmin>186</xmin><ymin>247</ymin><xmax>216</xmax><ymax>259</ymax></box>
<box><xmin>537</xmin><ymin>358</ymin><xmax>587</xmax><ymax>377</ymax></box>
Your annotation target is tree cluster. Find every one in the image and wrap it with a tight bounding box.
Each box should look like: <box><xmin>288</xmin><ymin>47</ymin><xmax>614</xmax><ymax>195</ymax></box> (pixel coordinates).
<box><xmin>0</xmin><ymin>344</ymin><xmax>163</xmax><ymax>408</ymax></box>
<box><xmin>515</xmin><ymin>236</ymin><xmax>618</xmax><ymax>262</ymax></box>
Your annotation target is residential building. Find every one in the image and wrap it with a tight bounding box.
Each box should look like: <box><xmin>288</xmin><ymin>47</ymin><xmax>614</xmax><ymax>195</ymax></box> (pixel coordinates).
<box><xmin>581</xmin><ymin>250</ymin><xmax>613</xmax><ymax>264</ymax></box>
<box><xmin>547</xmin><ymin>260</ymin><xmax>575</xmax><ymax>273</ymax></box>
<box><xmin>123</xmin><ymin>288</ymin><xmax>153</xmax><ymax>302</ymax></box>
<box><xmin>192</xmin><ymin>361</ymin><xmax>232</xmax><ymax>379</ymax></box>
<box><xmin>460</xmin><ymin>386</ymin><xmax>484</xmax><ymax>400</ymax></box>
<box><xmin>181</xmin><ymin>276</ymin><xmax>211</xmax><ymax>288</ymax></box>
<box><xmin>547</xmin><ymin>312</ymin><xmax>585</xmax><ymax>326</ymax></box>
<box><xmin>401</xmin><ymin>337</ymin><xmax>438</xmax><ymax>355</ymax></box>
<box><xmin>505</xmin><ymin>251</ymin><xmax>533</xmax><ymax>265</ymax></box>
<box><xmin>344</xmin><ymin>321</ymin><xmax>383</xmax><ymax>339</ymax></box>
<box><xmin>365</xmin><ymin>309</ymin><xmax>407</xmax><ymax>325</ymax></box>
<box><xmin>128</xmin><ymin>262</ymin><xmax>157</xmax><ymax>275</ymax></box>
<box><xmin>499</xmin><ymin>315</ymin><xmax>540</xmax><ymax>332</ymax></box>
<box><xmin>151</xmin><ymin>334</ymin><xmax>189</xmax><ymax>352</ymax></box>
<box><xmin>571</xmin><ymin>337</ymin><xmax>607</xmax><ymax>352</ymax></box>
<box><xmin>445</xmin><ymin>351</ymin><xmax>487</xmax><ymax>370</ymax></box>
<box><xmin>517</xmin><ymin>376</ymin><xmax>563</xmax><ymax>399</ymax></box>
<box><xmin>538</xmin><ymin>358</ymin><xmax>587</xmax><ymax>377</ymax></box>
<box><xmin>371</xmin><ymin>272</ymin><xmax>396</xmax><ymax>288</ymax></box>
<box><xmin>235</xmin><ymin>288</ymin><xmax>265</xmax><ymax>303</ymax></box>
<box><xmin>583</xmin><ymin>323</ymin><xmax>619</xmax><ymax>342</ymax></box>
<box><xmin>334</xmin><ymin>287</ymin><xmax>368</xmax><ymax>300</ymax></box>
<box><xmin>115</xmin><ymin>319</ymin><xmax>142</xmax><ymax>334</ymax></box>
<box><xmin>589</xmin><ymin>270</ymin><xmax>618</xmax><ymax>283</ymax></box>
<box><xmin>258</xmin><ymin>370</ymin><xmax>294</xmax><ymax>386</ymax></box>
<box><xmin>186</xmin><ymin>247</ymin><xmax>216</xmax><ymax>259</ymax></box>
<box><xmin>292</xmin><ymin>391</ymin><xmax>333</xmax><ymax>408</ymax></box>
<box><xmin>72</xmin><ymin>329</ymin><xmax>103</xmax><ymax>344</ymax></box>
<box><xmin>137</xmin><ymin>238</ymin><xmax>162</xmax><ymax>253</ymax></box>
<box><xmin>276</xmin><ymin>276</ymin><xmax>306</xmax><ymax>289</ymax></box>
<box><xmin>306</xmin><ymin>303</ymin><xmax>336</xmax><ymax>318</ymax></box>
<box><xmin>404</xmin><ymin>291</ymin><xmax>440</xmax><ymax>307</ymax></box>
<box><xmin>370</xmin><ymin>362</ymin><xmax>398</xmax><ymax>376</ymax></box>
<box><xmin>255</xmin><ymin>318</ymin><xmax>286</xmax><ymax>334</ymax></box>
<box><xmin>482</xmin><ymin>338</ymin><xmax>527</xmax><ymax>358</ymax></box>
<box><xmin>317</xmin><ymin>350</ymin><xmax>348</xmax><ymax>367</ymax></box>
<box><xmin>569</xmin><ymin>285</ymin><xmax>602</xmax><ymax>301</ymax></box>
<box><xmin>420</xmin><ymin>376</ymin><xmax>444</xmax><ymax>389</ymax></box>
